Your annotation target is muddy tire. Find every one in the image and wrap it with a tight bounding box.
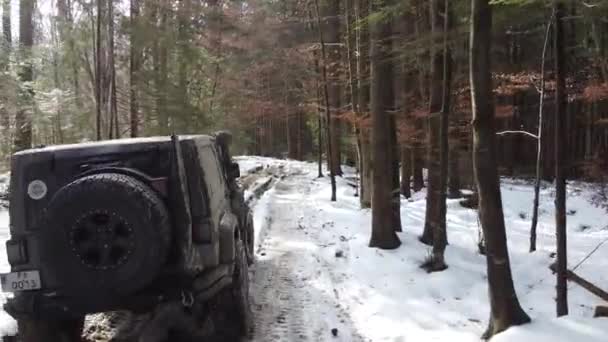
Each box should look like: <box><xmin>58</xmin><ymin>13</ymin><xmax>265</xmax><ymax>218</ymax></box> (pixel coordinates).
<box><xmin>215</xmin><ymin>240</ymin><xmax>252</xmax><ymax>339</ymax></box>
<box><xmin>42</xmin><ymin>173</ymin><xmax>171</xmax><ymax>297</ymax></box>
<box><xmin>18</xmin><ymin>317</ymin><xmax>83</xmax><ymax>342</ymax></box>
<box><xmin>245</xmin><ymin>211</ymin><xmax>255</xmax><ymax>265</ymax></box>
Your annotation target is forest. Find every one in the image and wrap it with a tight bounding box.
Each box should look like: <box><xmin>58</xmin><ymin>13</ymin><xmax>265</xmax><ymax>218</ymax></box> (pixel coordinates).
<box><xmin>1</xmin><ymin>0</ymin><xmax>608</xmax><ymax>341</ymax></box>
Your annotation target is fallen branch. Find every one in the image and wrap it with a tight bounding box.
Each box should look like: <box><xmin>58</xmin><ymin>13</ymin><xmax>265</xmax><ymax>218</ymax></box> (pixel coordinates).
<box><xmin>550</xmin><ymin>264</ymin><xmax>608</xmax><ymax>302</ymax></box>
<box><xmin>496</xmin><ymin>130</ymin><xmax>539</xmax><ymax>139</ymax></box>
<box><xmin>595</xmin><ymin>306</ymin><xmax>608</xmax><ymax>318</ymax></box>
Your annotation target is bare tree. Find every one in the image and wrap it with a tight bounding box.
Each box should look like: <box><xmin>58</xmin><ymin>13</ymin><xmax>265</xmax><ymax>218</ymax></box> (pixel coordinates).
<box><xmin>469</xmin><ymin>0</ymin><xmax>531</xmax><ymax>338</ymax></box>
<box><xmin>530</xmin><ymin>17</ymin><xmax>552</xmax><ymax>253</ymax></box>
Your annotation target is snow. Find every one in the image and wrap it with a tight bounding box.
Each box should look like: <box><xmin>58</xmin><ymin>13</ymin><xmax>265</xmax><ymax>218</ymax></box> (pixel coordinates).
<box><xmin>0</xmin><ymin>157</ymin><xmax>606</xmax><ymax>340</ymax></box>
<box><xmin>237</xmin><ymin>156</ymin><xmax>608</xmax><ymax>341</ymax></box>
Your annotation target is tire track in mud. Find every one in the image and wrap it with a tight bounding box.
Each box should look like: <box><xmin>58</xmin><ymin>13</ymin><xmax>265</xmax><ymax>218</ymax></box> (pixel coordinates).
<box><xmin>249</xmin><ymin>172</ymin><xmax>366</xmax><ymax>342</ymax></box>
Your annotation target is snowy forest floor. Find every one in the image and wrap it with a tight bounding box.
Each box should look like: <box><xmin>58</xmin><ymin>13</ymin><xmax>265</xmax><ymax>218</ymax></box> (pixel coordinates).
<box><xmin>0</xmin><ymin>156</ymin><xmax>607</xmax><ymax>341</ymax></box>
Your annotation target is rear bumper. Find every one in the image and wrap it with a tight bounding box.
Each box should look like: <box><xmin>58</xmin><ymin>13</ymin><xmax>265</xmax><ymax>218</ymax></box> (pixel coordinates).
<box><xmin>4</xmin><ymin>290</ymin><xmax>161</xmax><ymax>321</ymax></box>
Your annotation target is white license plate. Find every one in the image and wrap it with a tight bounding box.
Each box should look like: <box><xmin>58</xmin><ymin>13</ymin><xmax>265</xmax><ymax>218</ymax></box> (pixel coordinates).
<box><xmin>0</xmin><ymin>271</ymin><xmax>42</xmax><ymax>292</ymax></box>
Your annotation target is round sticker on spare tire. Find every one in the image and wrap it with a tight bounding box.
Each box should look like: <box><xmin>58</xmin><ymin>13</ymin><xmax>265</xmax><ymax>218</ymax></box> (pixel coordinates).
<box><xmin>27</xmin><ymin>180</ymin><xmax>48</xmax><ymax>200</ymax></box>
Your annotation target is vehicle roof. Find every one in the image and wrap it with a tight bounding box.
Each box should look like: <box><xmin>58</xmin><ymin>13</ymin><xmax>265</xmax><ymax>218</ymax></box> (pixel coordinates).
<box><xmin>14</xmin><ymin>135</ymin><xmax>215</xmax><ymax>156</ymax></box>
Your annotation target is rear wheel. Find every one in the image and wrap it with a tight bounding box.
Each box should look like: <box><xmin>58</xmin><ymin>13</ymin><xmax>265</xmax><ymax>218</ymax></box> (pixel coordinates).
<box><xmin>18</xmin><ymin>317</ymin><xmax>83</xmax><ymax>342</ymax></box>
<box><xmin>214</xmin><ymin>240</ymin><xmax>252</xmax><ymax>339</ymax></box>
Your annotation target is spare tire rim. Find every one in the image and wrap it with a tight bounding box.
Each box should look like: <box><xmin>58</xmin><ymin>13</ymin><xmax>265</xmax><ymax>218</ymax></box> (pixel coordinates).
<box><xmin>69</xmin><ymin>211</ymin><xmax>135</xmax><ymax>270</ymax></box>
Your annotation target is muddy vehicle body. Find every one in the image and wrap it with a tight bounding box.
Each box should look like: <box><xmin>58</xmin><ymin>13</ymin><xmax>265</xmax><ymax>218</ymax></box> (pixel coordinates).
<box><xmin>2</xmin><ymin>133</ymin><xmax>253</xmax><ymax>341</ymax></box>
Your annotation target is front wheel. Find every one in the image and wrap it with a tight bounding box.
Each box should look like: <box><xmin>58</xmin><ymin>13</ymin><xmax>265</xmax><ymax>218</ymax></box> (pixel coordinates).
<box><xmin>18</xmin><ymin>317</ymin><xmax>84</xmax><ymax>342</ymax></box>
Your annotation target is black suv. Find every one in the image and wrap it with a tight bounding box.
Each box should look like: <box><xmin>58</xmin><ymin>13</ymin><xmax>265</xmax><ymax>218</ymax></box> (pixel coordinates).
<box><xmin>1</xmin><ymin>133</ymin><xmax>253</xmax><ymax>341</ymax></box>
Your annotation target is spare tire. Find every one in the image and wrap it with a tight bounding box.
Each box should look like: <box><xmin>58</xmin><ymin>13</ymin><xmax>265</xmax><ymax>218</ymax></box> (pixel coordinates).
<box><xmin>41</xmin><ymin>173</ymin><xmax>171</xmax><ymax>297</ymax></box>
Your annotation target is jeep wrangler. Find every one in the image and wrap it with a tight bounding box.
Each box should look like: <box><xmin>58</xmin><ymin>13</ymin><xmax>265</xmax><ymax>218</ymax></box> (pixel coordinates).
<box><xmin>1</xmin><ymin>133</ymin><xmax>254</xmax><ymax>341</ymax></box>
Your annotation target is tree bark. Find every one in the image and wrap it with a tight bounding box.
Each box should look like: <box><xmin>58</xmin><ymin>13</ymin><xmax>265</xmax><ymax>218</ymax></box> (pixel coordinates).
<box><xmin>108</xmin><ymin>0</ymin><xmax>118</xmax><ymax>139</ymax></box>
<box><xmin>420</xmin><ymin>0</ymin><xmax>445</xmax><ymax>246</ymax></box>
<box><xmin>470</xmin><ymin>0</ymin><xmax>531</xmax><ymax>338</ymax></box>
<box><xmin>154</xmin><ymin>0</ymin><xmax>169</xmax><ymax>134</ymax></box>
<box><xmin>95</xmin><ymin>0</ymin><xmax>103</xmax><ymax>140</ymax></box>
<box><xmin>1</xmin><ymin>0</ymin><xmax>11</xmax><ymax>156</ymax></box>
<box><xmin>554</xmin><ymin>0</ymin><xmax>568</xmax><ymax>318</ymax></box>
<box><xmin>130</xmin><ymin>0</ymin><xmax>141</xmax><ymax>137</ymax></box>
<box><xmin>401</xmin><ymin>147</ymin><xmax>412</xmax><ymax>198</ymax></box>
<box><xmin>412</xmin><ymin>0</ymin><xmax>427</xmax><ymax>193</ymax></box>
<box><xmin>357</xmin><ymin>0</ymin><xmax>372</xmax><ymax>208</ymax></box>
<box><xmin>313</xmin><ymin>0</ymin><xmax>337</xmax><ymax>202</ymax></box>
<box><xmin>369</xmin><ymin>0</ymin><xmax>400</xmax><ymax>250</ymax></box>
<box><xmin>14</xmin><ymin>0</ymin><xmax>35</xmax><ymax>152</ymax></box>
<box><xmin>322</xmin><ymin>0</ymin><xmax>343</xmax><ymax>176</ymax></box>
<box><xmin>429</xmin><ymin>0</ymin><xmax>452</xmax><ymax>272</ymax></box>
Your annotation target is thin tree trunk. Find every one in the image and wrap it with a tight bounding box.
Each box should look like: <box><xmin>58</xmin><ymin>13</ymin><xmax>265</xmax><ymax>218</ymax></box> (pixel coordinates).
<box><xmin>470</xmin><ymin>0</ymin><xmax>531</xmax><ymax>338</ymax></box>
<box><xmin>369</xmin><ymin>0</ymin><xmax>400</xmax><ymax>250</ymax></box>
<box><xmin>530</xmin><ymin>19</ymin><xmax>552</xmax><ymax>253</ymax></box>
<box><xmin>95</xmin><ymin>0</ymin><xmax>102</xmax><ymax>140</ymax></box>
<box><xmin>313</xmin><ymin>0</ymin><xmax>337</xmax><ymax>202</ymax></box>
<box><xmin>357</xmin><ymin>0</ymin><xmax>372</xmax><ymax>208</ymax></box>
<box><xmin>412</xmin><ymin>0</ymin><xmax>427</xmax><ymax>193</ymax></box>
<box><xmin>554</xmin><ymin>0</ymin><xmax>568</xmax><ymax>317</ymax></box>
<box><xmin>14</xmin><ymin>0</ymin><xmax>35</xmax><ymax>152</ymax></box>
<box><xmin>322</xmin><ymin>0</ymin><xmax>343</xmax><ymax>176</ymax></box>
<box><xmin>401</xmin><ymin>147</ymin><xmax>412</xmax><ymax>198</ymax></box>
<box><xmin>130</xmin><ymin>0</ymin><xmax>140</xmax><ymax>137</ymax></box>
<box><xmin>108</xmin><ymin>0</ymin><xmax>118</xmax><ymax>139</ymax></box>
<box><xmin>1</xmin><ymin>0</ymin><xmax>11</xmax><ymax>156</ymax></box>
<box><xmin>154</xmin><ymin>1</ymin><xmax>169</xmax><ymax>134</ymax></box>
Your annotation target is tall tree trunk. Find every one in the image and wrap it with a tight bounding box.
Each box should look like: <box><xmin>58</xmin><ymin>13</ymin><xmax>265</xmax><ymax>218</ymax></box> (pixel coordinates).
<box><xmin>412</xmin><ymin>0</ymin><xmax>427</xmax><ymax>193</ymax></box>
<box><xmin>554</xmin><ymin>0</ymin><xmax>568</xmax><ymax>317</ymax></box>
<box><xmin>313</xmin><ymin>0</ymin><xmax>337</xmax><ymax>202</ymax></box>
<box><xmin>470</xmin><ymin>0</ymin><xmax>531</xmax><ymax>338</ymax></box>
<box><xmin>369</xmin><ymin>0</ymin><xmax>400</xmax><ymax>250</ymax></box>
<box><xmin>154</xmin><ymin>0</ymin><xmax>169</xmax><ymax>134</ymax></box>
<box><xmin>1</xmin><ymin>0</ymin><xmax>11</xmax><ymax>156</ymax></box>
<box><xmin>108</xmin><ymin>0</ymin><xmax>118</xmax><ymax>139</ymax></box>
<box><xmin>357</xmin><ymin>0</ymin><xmax>372</xmax><ymax>208</ymax></box>
<box><xmin>95</xmin><ymin>0</ymin><xmax>103</xmax><ymax>140</ymax></box>
<box><xmin>420</xmin><ymin>0</ymin><xmax>445</xmax><ymax>246</ymax></box>
<box><xmin>14</xmin><ymin>0</ymin><xmax>35</xmax><ymax>152</ymax></box>
<box><xmin>130</xmin><ymin>0</ymin><xmax>140</xmax><ymax>137</ymax></box>
<box><xmin>322</xmin><ymin>0</ymin><xmax>343</xmax><ymax>176</ymax></box>
<box><xmin>177</xmin><ymin>0</ymin><xmax>190</xmax><ymax>132</ymax></box>
<box><xmin>428</xmin><ymin>0</ymin><xmax>452</xmax><ymax>272</ymax></box>
<box><xmin>1</xmin><ymin>0</ymin><xmax>9</xmax><ymax>45</ymax></box>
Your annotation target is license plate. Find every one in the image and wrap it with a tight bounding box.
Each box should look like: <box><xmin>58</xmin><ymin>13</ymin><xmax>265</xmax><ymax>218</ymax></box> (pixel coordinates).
<box><xmin>0</xmin><ymin>271</ymin><xmax>42</xmax><ymax>292</ymax></box>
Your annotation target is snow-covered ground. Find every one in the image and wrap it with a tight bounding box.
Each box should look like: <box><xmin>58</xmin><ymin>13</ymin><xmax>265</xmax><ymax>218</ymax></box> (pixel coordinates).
<box><xmin>0</xmin><ymin>158</ymin><xmax>607</xmax><ymax>341</ymax></box>
<box><xmin>236</xmin><ymin>156</ymin><xmax>608</xmax><ymax>342</ymax></box>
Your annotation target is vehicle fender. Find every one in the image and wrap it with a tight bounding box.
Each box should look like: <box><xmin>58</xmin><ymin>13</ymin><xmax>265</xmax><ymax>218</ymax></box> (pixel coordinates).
<box><xmin>219</xmin><ymin>212</ymin><xmax>238</xmax><ymax>264</ymax></box>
